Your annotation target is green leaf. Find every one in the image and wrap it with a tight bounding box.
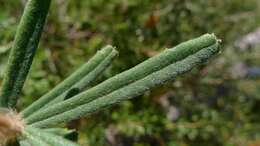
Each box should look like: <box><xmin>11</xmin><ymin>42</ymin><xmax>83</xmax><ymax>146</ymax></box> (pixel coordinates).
<box><xmin>21</xmin><ymin>45</ymin><xmax>116</xmax><ymax>117</ymax></box>
<box><xmin>25</xmin><ymin>127</ymin><xmax>80</xmax><ymax>146</ymax></box>
<box><xmin>22</xmin><ymin>130</ymin><xmax>51</xmax><ymax>146</ymax></box>
<box><xmin>44</xmin><ymin>46</ymin><xmax>118</xmax><ymax>107</ymax></box>
<box><xmin>42</xmin><ymin>128</ymin><xmax>76</xmax><ymax>137</ymax></box>
<box><xmin>26</xmin><ymin>34</ymin><xmax>220</xmax><ymax>127</ymax></box>
<box><xmin>19</xmin><ymin>140</ymin><xmax>31</xmax><ymax>146</ymax></box>
<box><xmin>0</xmin><ymin>0</ymin><xmax>51</xmax><ymax>108</ymax></box>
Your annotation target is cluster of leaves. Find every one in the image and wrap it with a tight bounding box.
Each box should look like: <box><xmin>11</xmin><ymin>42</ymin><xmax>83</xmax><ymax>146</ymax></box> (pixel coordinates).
<box><xmin>0</xmin><ymin>0</ymin><xmax>222</xmax><ymax>146</ymax></box>
<box><xmin>0</xmin><ymin>0</ymin><xmax>259</xmax><ymax>146</ymax></box>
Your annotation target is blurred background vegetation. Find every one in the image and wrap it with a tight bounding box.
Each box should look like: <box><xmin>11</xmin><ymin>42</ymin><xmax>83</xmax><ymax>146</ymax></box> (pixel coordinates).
<box><xmin>0</xmin><ymin>0</ymin><xmax>260</xmax><ymax>146</ymax></box>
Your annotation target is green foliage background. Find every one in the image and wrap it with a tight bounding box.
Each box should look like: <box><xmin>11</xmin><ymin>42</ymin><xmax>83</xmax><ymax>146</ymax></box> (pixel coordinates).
<box><xmin>0</xmin><ymin>0</ymin><xmax>260</xmax><ymax>146</ymax></box>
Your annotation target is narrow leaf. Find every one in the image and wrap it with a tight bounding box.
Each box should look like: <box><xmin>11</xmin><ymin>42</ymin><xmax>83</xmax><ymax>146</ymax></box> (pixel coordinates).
<box><xmin>22</xmin><ymin>130</ymin><xmax>51</xmax><ymax>146</ymax></box>
<box><xmin>26</xmin><ymin>127</ymin><xmax>80</xmax><ymax>146</ymax></box>
<box><xmin>42</xmin><ymin>128</ymin><xmax>76</xmax><ymax>137</ymax></box>
<box><xmin>44</xmin><ymin>47</ymin><xmax>118</xmax><ymax>107</ymax></box>
<box><xmin>25</xmin><ymin>34</ymin><xmax>218</xmax><ymax>124</ymax></box>
<box><xmin>31</xmin><ymin>41</ymin><xmax>220</xmax><ymax>128</ymax></box>
<box><xmin>0</xmin><ymin>0</ymin><xmax>51</xmax><ymax>107</ymax></box>
<box><xmin>21</xmin><ymin>45</ymin><xmax>115</xmax><ymax>117</ymax></box>
<box><xmin>19</xmin><ymin>140</ymin><xmax>32</xmax><ymax>146</ymax></box>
